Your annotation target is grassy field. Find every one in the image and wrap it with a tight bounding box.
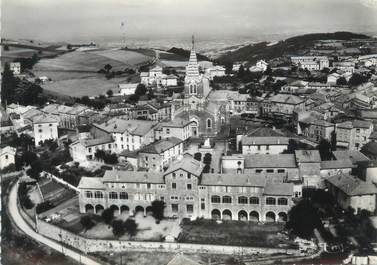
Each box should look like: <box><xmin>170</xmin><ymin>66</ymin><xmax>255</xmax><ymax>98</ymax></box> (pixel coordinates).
<box><xmin>178</xmin><ymin>219</ymin><xmax>297</xmax><ymax>248</ymax></box>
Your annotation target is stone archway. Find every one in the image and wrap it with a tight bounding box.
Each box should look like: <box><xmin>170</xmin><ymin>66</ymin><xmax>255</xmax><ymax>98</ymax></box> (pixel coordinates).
<box><xmin>222</xmin><ymin>209</ymin><xmax>232</xmax><ymax>220</ymax></box>
<box><xmin>146</xmin><ymin>206</ymin><xmax>153</xmax><ymax>216</ymax></box>
<box><xmin>85</xmin><ymin>204</ymin><xmax>94</xmax><ymax>214</ymax></box>
<box><xmin>110</xmin><ymin>205</ymin><xmax>120</xmax><ymax>216</ymax></box>
<box><xmin>249</xmin><ymin>211</ymin><xmax>259</xmax><ymax>222</ymax></box>
<box><xmin>95</xmin><ymin>204</ymin><xmax>104</xmax><ymax>215</ymax></box>
<box><xmin>135</xmin><ymin>206</ymin><xmax>145</xmax><ymax>216</ymax></box>
<box><xmin>238</xmin><ymin>210</ymin><xmax>248</xmax><ymax>221</ymax></box>
<box><xmin>278</xmin><ymin>212</ymin><xmax>287</xmax><ymax>222</ymax></box>
<box><xmin>120</xmin><ymin>205</ymin><xmax>129</xmax><ymax>215</ymax></box>
<box><xmin>265</xmin><ymin>211</ymin><xmax>276</xmax><ymax>222</ymax></box>
<box><xmin>211</xmin><ymin>209</ymin><xmax>221</xmax><ymax>220</ymax></box>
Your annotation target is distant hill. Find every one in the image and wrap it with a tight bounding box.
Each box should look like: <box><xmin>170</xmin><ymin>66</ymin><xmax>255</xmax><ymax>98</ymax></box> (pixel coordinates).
<box><xmin>217</xmin><ymin>31</ymin><xmax>370</xmax><ymax>64</ymax></box>
<box><xmin>166</xmin><ymin>47</ymin><xmax>211</xmax><ymax>61</ymax></box>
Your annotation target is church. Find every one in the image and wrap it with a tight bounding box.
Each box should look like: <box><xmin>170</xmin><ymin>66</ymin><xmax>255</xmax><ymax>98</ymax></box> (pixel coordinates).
<box><xmin>171</xmin><ymin>36</ymin><xmax>228</xmax><ymax>138</ymax></box>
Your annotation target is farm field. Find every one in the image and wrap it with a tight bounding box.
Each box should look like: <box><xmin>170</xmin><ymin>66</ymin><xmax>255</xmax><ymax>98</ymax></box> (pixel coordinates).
<box><xmin>41</xmin><ymin>76</ymin><xmax>139</xmax><ymax>98</ymax></box>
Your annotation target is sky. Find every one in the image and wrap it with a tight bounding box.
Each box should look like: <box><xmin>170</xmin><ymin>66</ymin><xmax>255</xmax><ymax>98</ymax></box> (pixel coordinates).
<box><xmin>2</xmin><ymin>0</ymin><xmax>377</xmax><ymax>42</ymax></box>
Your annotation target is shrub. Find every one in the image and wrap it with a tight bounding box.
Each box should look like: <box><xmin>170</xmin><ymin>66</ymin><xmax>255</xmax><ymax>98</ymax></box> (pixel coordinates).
<box><xmin>36</xmin><ymin>201</ymin><xmax>54</xmax><ymax>214</ymax></box>
<box><xmin>112</xmin><ymin>219</ymin><xmax>125</xmax><ymax>237</ymax></box>
<box><xmin>80</xmin><ymin>215</ymin><xmax>95</xmax><ymax>231</ymax></box>
<box><xmin>124</xmin><ymin>218</ymin><xmax>138</xmax><ymax>237</ymax></box>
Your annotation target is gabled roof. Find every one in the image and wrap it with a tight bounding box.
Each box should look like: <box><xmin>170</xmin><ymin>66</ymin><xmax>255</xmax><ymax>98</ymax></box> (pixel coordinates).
<box><xmin>242</xmin><ymin>136</ymin><xmax>290</xmax><ymax>146</ymax></box>
<box><xmin>327</xmin><ymin>173</ymin><xmax>377</xmax><ymax>196</ymax></box>
<box><xmin>94</xmin><ymin>118</ymin><xmax>157</xmax><ymax>136</ymax></box>
<box><xmin>78</xmin><ymin>177</ymin><xmax>106</xmax><ymax>190</ymax></box>
<box><xmin>200</xmin><ymin>173</ymin><xmax>266</xmax><ymax>187</ymax></box>
<box><xmin>139</xmin><ymin>137</ymin><xmax>182</xmax><ymax>154</ymax></box>
<box><xmin>320</xmin><ymin>159</ymin><xmax>354</xmax><ymax>169</ymax></box>
<box><xmin>32</xmin><ymin>114</ymin><xmax>59</xmax><ymax>124</ymax></box>
<box><xmin>164</xmin><ymin>154</ymin><xmax>203</xmax><ymax>177</ymax></box>
<box><xmin>246</xmin><ymin>127</ymin><xmax>286</xmax><ymax>137</ymax></box>
<box><xmin>102</xmin><ymin>170</ymin><xmax>164</xmax><ymax>184</ymax></box>
<box><xmin>244</xmin><ymin>154</ymin><xmax>297</xmax><ymax>168</ymax></box>
<box><xmin>295</xmin><ymin>150</ymin><xmax>321</xmax><ymax>163</ymax></box>
<box><xmin>264</xmin><ymin>182</ymin><xmax>293</xmax><ymax>196</ymax></box>
<box><xmin>332</xmin><ymin>150</ymin><xmax>370</xmax><ymax>164</ymax></box>
<box><xmin>268</xmin><ymin>94</ymin><xmax>305</xmax><ymax>105</ymax></box>
<box><xmin>0</xmin><ymin>146</ymin><xmax>16</xmax><ymax>156</ymax></box>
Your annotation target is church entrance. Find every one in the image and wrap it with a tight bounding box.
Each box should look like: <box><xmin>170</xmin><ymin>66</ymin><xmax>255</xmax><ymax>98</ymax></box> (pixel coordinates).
<box><xmin>190</xmin><ymin>120</ymin><xmax>199</xmax><ymax>137</ymax></box>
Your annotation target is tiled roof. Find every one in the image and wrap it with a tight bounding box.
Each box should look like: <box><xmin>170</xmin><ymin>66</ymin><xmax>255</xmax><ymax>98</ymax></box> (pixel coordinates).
<box><xmin>332</xmin><ymin>150</ymin><xmax>370</xmax><ymax>164</ymax></box>
<box><xmin>264</xmin><ymin>182</ymin><xmax>293</xmax><ymax>196</ymax></box>
<box><xmin>94</xmin><ymin>118</ymin><xmax>156</xmax><ymax>136</ymax></box>
<box><xmin>244</xmin><ymin>154</ymin><xmax>297</xmax><ymax>168</ymax></box>
<box><xmin>78</xmin><ymin>177</ymin><xmax>106</xmax><ymax>190</ymax></box>
<box><xmin>0</xmin><ymin>146</ymin><xmax>16</xmax><ymax>156</ymax></box>
<box><xmin>295</xmin><ymin>150</ymin><xmax>321</xmax><ymax>163</ymax></box>
<box><xmin>139</xmin><ymin>137</ymin><xmax>182</xmax><ymax>154</ymax></box>
<box><xmin>242</xmin><ymin>136</ymin><xmax>290</xmax><ymax>146</ymax></box>
<box><xmin>102</xmin><ymin>170</ymin><xmax>164</xmax><ymax>184</ymax></box>
<box><xmin>164</xmin><ymin>154</ymin><xmax>203</xmax><ymax>177</ymax></box>
<box><xmin>156</xmin><ymin>118</ymin><xmax>194</xmax><ymax>129</ymax></box>
<box><xmin>200</xmin><ymin>173</ymin><xmax>266</xmax><ymax>187</ymax></box>
<box><xmin>82</xmin><ymin>136</ymin><xmax>114</xmax><ymax>147</ymax></box>
<box><xmin>320</xmin><ymin>159</ymin><xmax>354</xmax><ymax>169</ymax></box>
<box><xmin>327</xmin><ymin>173</ymin><xmax>377</xmax><ymax>196</ymax></box>
<box><xmin>268</xmin><ymin>94</ymin><xmax>305</xmax><ymax>105</ymax></box>
<box><xmin>32</xmin><ymin>114</ymin><xmax>59</xmax><ymax>124</ymax></box>
<box><xmin>246</xmin><ymin>127</ymin><xmax>286</xmax><ymax>137</ymax></box>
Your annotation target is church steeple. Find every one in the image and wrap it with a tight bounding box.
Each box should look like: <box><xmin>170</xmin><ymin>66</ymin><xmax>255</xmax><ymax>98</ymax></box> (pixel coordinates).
<box><xmin>186</xmin><ymin>35</ymin><xmax>199</xmax><ymax>78</ymax></box>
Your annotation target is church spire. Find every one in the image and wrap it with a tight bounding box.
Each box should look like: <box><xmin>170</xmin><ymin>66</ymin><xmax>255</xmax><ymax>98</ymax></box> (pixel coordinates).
<box><xmin>192</xmin><ymin>34</ymin><xmax>195</xmax><ymax>50</ymax></box>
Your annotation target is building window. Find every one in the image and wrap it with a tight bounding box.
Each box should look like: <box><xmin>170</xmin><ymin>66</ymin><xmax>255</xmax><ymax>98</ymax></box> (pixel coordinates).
<box><xmin>266</xmin><ymin>169</ymin><xmax>274</xmax><ymax>173</ymax></box>
<box><xmin>166</xmin><ymin>128</ymin><xmax>170</xmax><ymax>134</ymax></box>
<box><xmin>187</xmin><ymin>173</ymin><xmax>191</xmax><ymax>179</ymax></box>
<box><xmin>277</xmin><ymin>169</ymin><xmax>285</xmax><ymax>173</ymax></box>
<box><xmin>85</xmin><ymin>191</ymin><xmax>93</xmax><ymax>198</ymax></box>
<box><xmin>278</xmin><ymin>198</ymin><xmax>288</xmax><ymax>205</ymax></box>
<box><xmin>255</xmin><ymin>169</ymin><xmax>263</xmax><ymax>173</ymax></box>
<box><xmin>5</xmin><ymin>155</ymin><xmax>8</xmax><ymax>159</ymax></box>
<box><xmin>172</xmin><ymin>173</ymin><xmax>176</xmax><ymax>178</ymax></box>
<box><xmin>201</xmin><ymin>203</ymin><xmax>205</xmax><ymax>210</ymax></box>
<box><xmin>186</xmin><ymin>204</ymin><xmax>194</xmax><ymax>213</ymax></box>
<box><xmin>187</xmin><ymin>184</ymin><xmax>192</xmax><ymax>190</ymax></box>
<box><xmin>94</xmin><ymin>191</ymin><xmax>103</xmax><ymax>199</ymax></box>
<box><xmin>222</xmin><ymin>196</ymin><xmax>232</xmax><ymax>204</ymax></box>
<box><xmin>172</xmin><ymin>183</ymin><xmax>177</xmax><ymax>189</ymax></box>
<box><xmin>147</xmin><ymin>183</ymin><xmax>151</xmax><ymax>189</ymax></box>
<box><xmin>120</xmin><ymin>192</ymin><xmax>128</xmax><ymax>200</ymax></box>
<box><xmin>109</xmin><ymin>192</ymin><xmax>118</xmax><ymax>200</ymax></box>
<box><xmin>250</xmin><ymin>197</ymin><xmax>259</xmax><ymax>204</ymax></box>
<box><xmin>207</xmin><ymin>119</ymin><xmax>212</xmax><ymax>129</ymax></box>
<box><xmin>266</xmin><ymin>197</ymin><xmax>276</xmax><ymax>205</ymax></box>
<box><xmin>266</xmin><ymin>145</ymin><xmax>270</xmax><ymax>150</ymax></box>
<box><xmin>38</xmin><ymin>129</ymin><xmax>43</xmax><ymax>133</ymax></box>
<box><xmin>172</xmin><ymin>204</ymin><xmax>178</xmax><ymax>212</ymax></box>
<box><xmin>257</xmin><ymin>145</ymin><xmax>261</xmax><ymax>151</ymax></box>
<box><xmin>238</xmin><ymin>196</ymin><xmax>248</xmax><ymax>204</ymax></box>
<box><xmin>211</xmin><ymin>195</ymin><xmax>220</xmax><ymax>203</ymax></box>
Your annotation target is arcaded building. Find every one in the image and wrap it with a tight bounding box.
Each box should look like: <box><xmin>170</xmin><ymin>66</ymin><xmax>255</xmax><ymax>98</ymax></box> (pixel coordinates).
<box><xmin>78</xmin><ymin>154</ymin><xmax>294</xmax><ymax>222</ymax></box>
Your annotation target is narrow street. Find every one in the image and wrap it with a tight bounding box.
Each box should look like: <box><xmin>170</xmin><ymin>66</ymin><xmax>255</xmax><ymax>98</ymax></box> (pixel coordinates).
<box><xmin>7</xmin><ymin>181</ymin><xmax>103</xmax><ymax>265</ymax></box>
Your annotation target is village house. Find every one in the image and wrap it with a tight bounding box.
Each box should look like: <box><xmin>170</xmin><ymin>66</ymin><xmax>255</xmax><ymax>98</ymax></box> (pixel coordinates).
<box><xmin>118</xmin><ymin>83</ymin><xmax>138</xmax><ymax>96</ymax></box>
<box><xmin>140</xmin><ymin>66</ymin><xmax>178</xmax><ymax>87</ymax></box>
<box><xmin>138</xmin><ymin>137</ymin><xmax>184</xmax><ymax>172</ymax></box>
<box><xmin>78</xmin><ymin>154</ymin><xmax>295</xmax><ymax>222</ymax></box>
<box><xmin>205</xmin><ymin>65</ymin><xmax>226</xmax><ymax>80</ymax></box>
<box><xmin>332</xmin><ymin>61</ymin><xmax>355</xmax><ymax>73</ymax></box>
<box><xmin>42</xmin><ymin>103</ymin><xmax>89</xmax><ymax>130</ymax></box>
<box><xmin>241</xmin><ymin>136</ymin><xmax>290</xmax><ymax>155</ymax></box>
<box><xmin>291</xmin><ymin>56</ymin><xmax>329</xmax><ymax>70</ymax></box>
<box><xmin>145</xmin><ymin>102</ymin><xmax>172</xmax><ymax>121</ymax></box>
<box><xmin>300</xmin><ymin>118</ymin><xmax>334</xmax><ymax>143</ymax></box>
<box><xmin>295</xmin><ymin>150</ymin><xmax>322</xmax><ymax>189</ymax></box>
<box><xmin>92</xmin><ymin>118</ymin><xmax>157</xmax><ymax>153</ymax></box>
<box><xmin>326</xmin><ymin>173</ymin><xmax>377</xmax><ymax>213</ymax></box>
<box><xmin>154</xmin><ymin>118</ymin><xmax>194</xmax><ymax>141</ymax></box>
<box><xmin>265</xmin><ymin>94</ymin><xmax>306</xmax><ymax>120</ymax></box>
<box><xmin>0</xmin><ymin>146</ymin><xmax>16</xmax><ymax>170</ymax></box>
<box><xmin>32</xmin><ymin>114</ymin><xmax>59</xmax><ymax>146</ymax></box>
<box><xmin>69</xmin><ymin>136</ymin><xmax>115</xmax><ymax>161</ymax></box>
<box><xmin>10</xmin><ymin>62</ymin><xmax>21</xmax><ymax>75</ymax></box>
<box><xmin>336</xmin><ymin>120</ymin><xmax>374</xmax><ymax>150</ymax></box>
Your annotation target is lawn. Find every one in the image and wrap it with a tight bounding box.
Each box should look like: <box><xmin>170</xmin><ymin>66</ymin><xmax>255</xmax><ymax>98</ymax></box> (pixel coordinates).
<box><xmin>178</xmin><ymin>219</ymin><xmax>298</xmax><ymax>249</ymax></box>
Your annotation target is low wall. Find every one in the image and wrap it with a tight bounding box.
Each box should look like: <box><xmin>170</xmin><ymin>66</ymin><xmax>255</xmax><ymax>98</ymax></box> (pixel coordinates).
<box><xmin>36</xmin><ymin>219</ymin><xmax>301</xmax><ymax>256</ymax></box>
<box><xmin>43</xmin><ymin>171</ymin><xmax>80</xmax><ymax>193</ymax></box>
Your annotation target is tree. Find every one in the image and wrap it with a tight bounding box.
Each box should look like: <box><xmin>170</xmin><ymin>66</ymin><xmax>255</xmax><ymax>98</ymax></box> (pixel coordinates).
<box><xmin>237</xmin><ymin>65</ymin><xmax>245</xmax><ymax>78</ymax></box>
<box><xmin>104</xmin><ymin>64</ymin><xmax>112</xmax><ymax>73</ymax></box>
<box><xmin>1</xmin><ymin>63</ymin><xmax>17</xmax><ymax>105</ymax></box>
<box><xmin>336</xmin><ymin>76</ymin><xmax>347</xmax><ymax>86</ymax></box>
<box><xmin>318</xmin><ymin>138</ymin><xmax>332</xmax><ymax>160</ymax></box>
<box><xmin>102</xmin><ymin>208</ymin><xmax>115</xmax><ymax>225</ymax></box>
<box><xmin>103</xmin><ymin>153</ymin><xmax>118</xmax><ymax>165</ymax></box>
<box><xmin>193</xmin><ymin>152</ymin><xmax>202</xmax><ymax>161</ymax></box>
<box><xmin>106</xmin><ymin>89</ymin><xmax>113</xmax><ymax>97</ymax></box>
<box><xmin>124</xmin><ymin>218</ymin><xmax>138</xmax><ymax>237</ymax></box>
<box><xmin>330</xmin><ymin>131</ymin><xmax>337</xmax><ymax>151</ymax></box>
<box><xmin>224</xmin><ymin>61</ymin><xmax>233</xmax><ymax>75</ymax></box>
<box><xmin>286</xmin><ymin>200</ymin><xmax>322</xmax><ymax>239</ymax></box>
<box><xmin>349</xmin><ymin>73</ymin><xmax>367</xmax><ymax>87</ymax></box>
<box><xmin>27</xmin><ymin>160</ymin><xmax>43</xmax><ymax>180</ymax></box>
<box><xmin>135</xmin><ymin>84</ymin><xmax>147</xmax><ymax>96</ymax></box>
<box><xmin>18</xmin><ymin>182</ymin><xmax>34</xmax><ymax>209</ymax></box>
<box><xmin>80</xmin><ymin>215</ymin><xmax>95</xmax><ymax>231</ymax></box>
<box><xmin>95</xmin><ymin>149</ymin><xmax>106</xmax><ymax>161</ymax></box>
<box><xmin>112</xmin><ymin>219</ymin><xmax>126</xmax><ymax>238</ymax></box>
<box><xmin>151</xmin><ymin>200</ymin><xmax>165</xmax><ymax>223</ymax></box>
<box><xmin>283</xmin><ymin>139</ymin><xmax>298</xmax><ymax>154</ymax></box>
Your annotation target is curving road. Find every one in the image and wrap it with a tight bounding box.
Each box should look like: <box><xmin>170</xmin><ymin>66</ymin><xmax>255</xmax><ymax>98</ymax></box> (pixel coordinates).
<box><xmin>8</xmin><ymin>181</ymin><xmax>103</xmax><ymax>265</ymax></box>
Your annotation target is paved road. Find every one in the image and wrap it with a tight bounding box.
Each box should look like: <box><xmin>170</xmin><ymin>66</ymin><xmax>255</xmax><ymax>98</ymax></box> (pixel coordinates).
<box><xmin>8</xmin><ymin>181</ymin><xmax>103</xmax><ymax>265</ymax></box>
